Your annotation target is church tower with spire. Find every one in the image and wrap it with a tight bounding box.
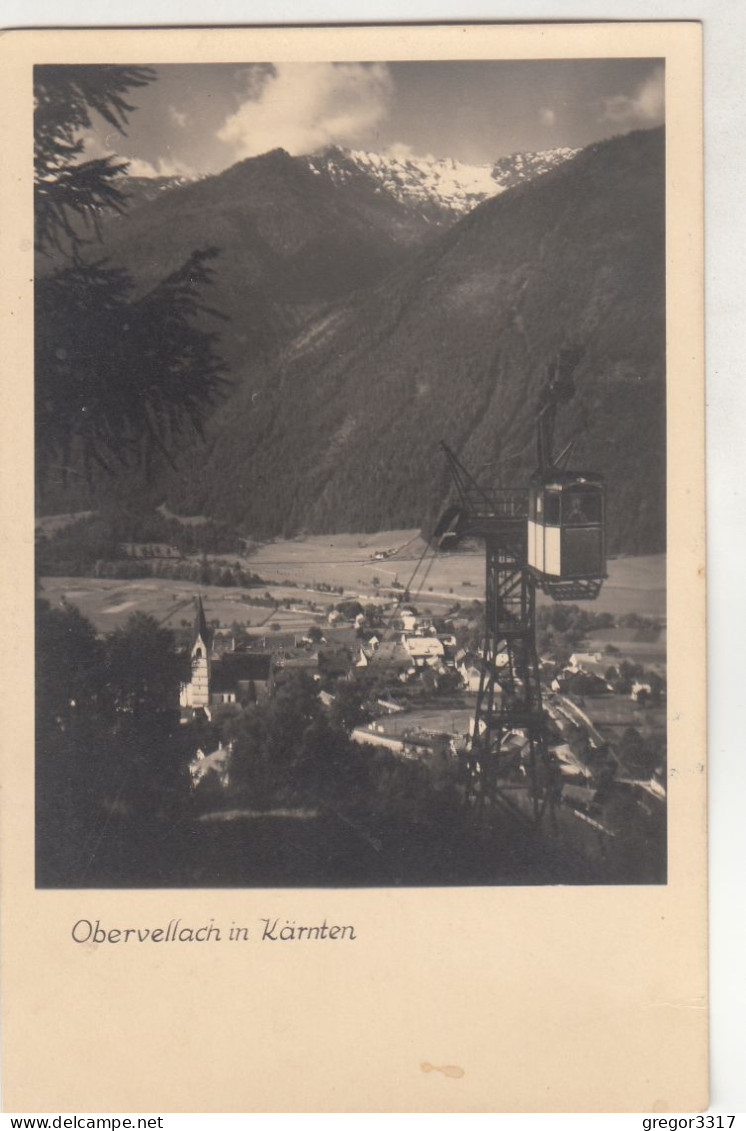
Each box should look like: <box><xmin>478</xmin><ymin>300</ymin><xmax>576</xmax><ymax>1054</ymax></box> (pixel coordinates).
<box><xmin>179</xmin><ymin>596</ymin><xmax>212</xmax><ymax>709</ymax></box>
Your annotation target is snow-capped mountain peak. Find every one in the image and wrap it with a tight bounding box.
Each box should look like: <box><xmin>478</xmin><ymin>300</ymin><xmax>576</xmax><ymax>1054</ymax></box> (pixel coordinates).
<box><xmin>491</xmin><ymin>147</ymin><xmax>580</xmax><ymax>190</ymax></box>
<box><xmin>306</xmin><ymin>144</ymin><xmax>580</xmax><ymax>220</ymax></box>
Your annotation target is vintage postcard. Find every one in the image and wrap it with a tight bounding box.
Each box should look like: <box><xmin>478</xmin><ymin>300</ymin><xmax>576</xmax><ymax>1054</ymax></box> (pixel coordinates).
<box><xmin>0</xmin><ymin>22</ymin><xmax>705</xmax><ymax>1113</ymax></box>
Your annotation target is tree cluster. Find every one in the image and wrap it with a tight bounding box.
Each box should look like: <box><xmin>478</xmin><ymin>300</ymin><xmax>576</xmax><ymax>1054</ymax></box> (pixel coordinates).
<box><xmin>36</xmin><ymin>599</ymin><xmax>196</xmax><ymax>886</ymax></box>
<box><xmin>216</xmin><ymin>669</ymin><xmax>470</xmax><ymax>880</ymax></box>
<box><xmin>35</xmin><ymin>65</ymin><xmax>227</xmax><ymax>489</ymax></box>
<box><xmin>535</xmin><ymin>604</ymin><xmax>661</xmax><ymax>662</ymax></box>
<box><xmin>36</xmin><ymin>509</ymin><xmax>260</xmax><ymax>584</ymax></box>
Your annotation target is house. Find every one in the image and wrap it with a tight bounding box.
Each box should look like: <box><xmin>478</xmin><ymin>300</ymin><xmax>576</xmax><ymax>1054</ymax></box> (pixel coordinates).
<box><xmin>211</xmin><ymin>627</ymin><xmax>236</xmax><ymax>656</ymax></box>
<box><xmin>189</xmin><ymin>741</ymin><xmax>233</xmax><ymax>788</ymax></box>
<box><xmin>277</xmin><ymin>651</ymin><xmax>320</xmax><ymax>676</ymax></box>
<box><xmin>459</xmin><ymin>662</ymin><xmax>482</xmax><ymax>693</ymax></box>
<box><xmin>568</xmin><ymin>652</ymin><xmax>609</xmax><ymax>680</ymax></box>
<box><xmin>209</xmin><ymin>652</ymin><xmax>273</xmax><ymax>706</ymax></box>
<box><xmin>180</xmin><ymin>598</ymin><xmax>272</xmax><ymax>713</ymax></box>
<box><xmin>437</xmin><ymin>633</ymin><xmax>457</xmax><ymax>663</ymax></box>
<box><xmin>351</xmin><ymin>727</ymin><xmax>407</xmax><ymax>755</ymax></box>
<box><xmin>403</xmin><ymin>636</ymin><xmax>445</xmax><ymax>668</ymax></box>
<box><xmin>350</xmin><ymin>726</ymin><xmax>444</xmax><ymax>761</ymax></box>
<box><xmin>377</xmin><ymin>696</ymin><xmax>404</xmax><ymax>714</ymax></box>
<box><xmin>318</xmin><ymin>647</ymin><xmax>355</xmax><ymax>681</ymax></box>
<box><xmin>552</xmin><ymin>670</ymin><xmax>610</xmax><ymax>697</ymax></box>
<box><xmin>392</xmin><ymin>607</ymin><xmax>419</xmax><ymax>633</ymax></box>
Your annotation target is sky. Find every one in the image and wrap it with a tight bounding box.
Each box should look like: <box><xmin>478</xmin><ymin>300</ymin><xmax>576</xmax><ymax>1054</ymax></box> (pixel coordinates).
<box><xmin>76</xmin><ymin>58</ymin><xmax>665</xmax><ymax>178</ymax></box>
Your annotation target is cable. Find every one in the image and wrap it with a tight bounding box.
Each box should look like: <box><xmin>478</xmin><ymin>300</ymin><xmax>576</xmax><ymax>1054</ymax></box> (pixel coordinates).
<box><xmin>411</xmin><ymin>548</ymin><xmax>438</xmax><ymax>604</ymax></box>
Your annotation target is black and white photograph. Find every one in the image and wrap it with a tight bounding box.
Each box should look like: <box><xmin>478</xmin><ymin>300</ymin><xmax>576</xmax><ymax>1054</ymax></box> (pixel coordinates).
<box><xmin>35</xmin><ymin>54</ymin><xmax>669</xmax><ymax>890</ymax></box>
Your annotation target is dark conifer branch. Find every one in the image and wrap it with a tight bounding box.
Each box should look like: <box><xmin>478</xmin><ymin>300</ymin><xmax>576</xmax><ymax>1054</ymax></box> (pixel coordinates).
<box><xmin>34</xmin><ymin>65</ymin><xmax>228</xmax><ymax>486</ymax></box>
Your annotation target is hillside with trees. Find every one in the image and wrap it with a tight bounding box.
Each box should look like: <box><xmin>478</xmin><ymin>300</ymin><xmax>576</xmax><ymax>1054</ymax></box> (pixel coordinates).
<box><xmin>39</xmin><ymin>127</ymin><xmax>666</xmax><ymax>556</ymax></box>
<box><xmin>155</xmin><ymin>127</ymin><xmax>666</xmax><ymax>554</ymax></box>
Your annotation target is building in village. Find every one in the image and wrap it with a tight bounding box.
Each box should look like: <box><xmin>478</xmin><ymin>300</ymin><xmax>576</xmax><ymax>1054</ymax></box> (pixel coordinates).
<box><xmin>568</xmin><ymin>652</ymin><xmax>608</xmax><ymax>679</ymax></box>
<box><xmin>402</xmin><ymin>635</ymin><xmax>445</xmax><ymax>669</ymax></box>
<box><xmin>459</xmin><ymin>660</ymin><xmax>483</xmax><ymax>693</ymax></box>
<box><xmin>189</xmin><ymin>741</ymin><xmax>233</xmax><ymax>787</ymax></box>
<box><xmin>391</xmin><ymin>607</ymin><xmax>420</xmax><ymax>634</ymax></box>
<box><xmin>180</xmin><ymin>597</ymin><xmax>272</xmax><ymax>717</ymax></box>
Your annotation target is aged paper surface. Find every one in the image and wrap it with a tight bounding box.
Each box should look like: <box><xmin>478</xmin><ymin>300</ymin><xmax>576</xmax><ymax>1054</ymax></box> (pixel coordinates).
<box><xmin>0</xmin><ymin>23</ymin><xmax>705</xmax><ymax>1112</ymax></box>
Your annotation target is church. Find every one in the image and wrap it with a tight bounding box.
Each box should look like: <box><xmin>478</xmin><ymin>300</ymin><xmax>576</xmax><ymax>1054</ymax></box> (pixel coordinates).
<box><xmin>180</xmin><ymin>597</ymin><xmax>273</xmax><ymax>718</ymax></box>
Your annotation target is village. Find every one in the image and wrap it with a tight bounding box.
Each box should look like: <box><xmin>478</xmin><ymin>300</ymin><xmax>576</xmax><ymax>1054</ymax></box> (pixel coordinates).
<box><xmin>178</xmin><ymin>574</ymin><xmax>667</xmax><ymax>875</ymax></box>
<box><xmin>36</xmin><ymin>501</ymin><xmax>668</xmax><ymax>884</ymax></box>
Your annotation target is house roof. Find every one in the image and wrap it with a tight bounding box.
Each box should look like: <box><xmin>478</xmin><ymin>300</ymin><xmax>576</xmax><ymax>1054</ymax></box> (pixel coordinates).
<box><xmin>404</xmin><ymin>636</ymin><xmax>444</xmax><ymax>657</ymax></box>
<box><xmin>318</xmin><ymin>648</ymin><xmax>354</xmax><ymax>675</ymax></box>
<box><xmin>212</xmin><ymin>628</ymin><xmax>235</xmax><ymax>645</ymax></box>
<box><xmin>211</xmin><ymin>653</ymin><xmax>272</xmax><ymax>691</ymax></box>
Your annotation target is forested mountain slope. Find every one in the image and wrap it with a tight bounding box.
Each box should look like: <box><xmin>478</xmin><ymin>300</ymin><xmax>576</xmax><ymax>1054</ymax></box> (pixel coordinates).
<box><xmin>157</xmin><ymin>128</ymin><xmax>666</xmax><ymax>555</ymax></box>
<box><xmin>39</xmin><ymin>129</ymin><xmax>666</xmax><ymax>556</ymax></box>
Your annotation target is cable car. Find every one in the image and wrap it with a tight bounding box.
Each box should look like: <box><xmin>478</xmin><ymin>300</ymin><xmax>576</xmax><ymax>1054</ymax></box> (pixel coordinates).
<box><xmin>527</xmin><ymin>471</ymin><xmax>605</xmax><ymax>600</ymax></box>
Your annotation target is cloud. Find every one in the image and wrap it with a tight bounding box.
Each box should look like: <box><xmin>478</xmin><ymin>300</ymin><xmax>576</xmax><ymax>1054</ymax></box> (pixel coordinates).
<box><xmin>539</xmin><ymin>107</ymin><xmax>556</xmax><ymax>127</ymax></box>
<box><xmin>169</xmin><ymin>105</ymin><xmax>189</xmax><ymax>129</ymax></box>
<box><xmin>75</xmin><ymin>129</ymin><xmax>196</xmax><ymax>180</ymax></box>
<box><xmin>600</xmin><ymin>65</ymin><xmax>665</xmax><ymax>127</ymax></box>
<box><xmin>217</xmin><ymin>62</ymin><xmax>394</xmax><ymax>158</ymax></box>
<box><xmin>232</xmin><ymin>63</ymin><xmax>276</xmax><ymax>101</ymax></box>
<box><xmin>126</xmin><ymin>154</ymin><xmax>197</xmax><ymax>179</ymax></box>
<box><xmin>385</xmin><ymin>141</ymin><xmax>437</xmax><ymax>164</ymax></box>
<box><xmin>76</xmin><ymin>130</ymin><xmax>118</xmax><ymax>161</ymax></box>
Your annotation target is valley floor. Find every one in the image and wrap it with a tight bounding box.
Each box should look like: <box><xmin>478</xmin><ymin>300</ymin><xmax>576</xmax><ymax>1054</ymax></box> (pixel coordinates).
<box><xmin>38</xmin><ymin>533</ymin><xmax>666</xmax><ymax>635</ymax></box>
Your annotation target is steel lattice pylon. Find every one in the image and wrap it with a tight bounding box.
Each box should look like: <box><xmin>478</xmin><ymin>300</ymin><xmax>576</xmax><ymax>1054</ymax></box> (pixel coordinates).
<box><xmin>468</xmin><ymin>528</ymin><xmax>555</xmax><ymax>822</ymax></box>
<box><xmin>433</xmin><ymin>349</ymin><xmax>604</xmax><ymax>823</ymax></box>
<box><xmin>434</xmin><ymin>445</ymin><xmax>557</xmax><ymax>822</ymax></box>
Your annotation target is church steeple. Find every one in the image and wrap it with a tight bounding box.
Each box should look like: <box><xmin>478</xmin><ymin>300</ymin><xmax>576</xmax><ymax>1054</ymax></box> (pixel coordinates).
<box><xmin>181</xmin><ymin>595</ymin><xmax>211</xmax><ymax>710</ymax></box>
<box><xmin>194</xmin><ymin>595</ymin><xmax>209</xmax><ymax>650</ymax></box>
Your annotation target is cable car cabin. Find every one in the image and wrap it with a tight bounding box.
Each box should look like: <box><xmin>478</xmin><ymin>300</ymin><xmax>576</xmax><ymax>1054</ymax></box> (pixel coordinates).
<box><xmin>527</xmin><ymin>472</ymin><xmax>606</xmax><ymax>601</ymax></box>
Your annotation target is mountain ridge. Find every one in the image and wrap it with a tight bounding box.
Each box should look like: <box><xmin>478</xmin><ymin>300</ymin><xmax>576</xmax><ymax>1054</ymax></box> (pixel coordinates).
<box><xmin>154</xmin><ymin>128</ymin><xmax>666</xmax><ymax>555</ymax></box>
<box><xmin>113</xmin><ymin>143</ymin><xmax>581</xmax><ymax>226</ymax></box>
<box><xmin>39</xmin><ymin>129</ymin><xmax>666</xmax><ymax>557</ymax></box>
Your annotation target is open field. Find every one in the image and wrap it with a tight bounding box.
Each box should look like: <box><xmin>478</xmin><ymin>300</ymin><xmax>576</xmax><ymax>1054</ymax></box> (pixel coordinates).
<box><xmin>573</xmin><ymin>555</ymin><xmax>665</xmax><ymax>619</ymax></box>
<box><xmin>39</xmin><ymin>530</ymin><xmax>666</xmax><ymax>635</ymax></box>
<box><xmin>577</xmin><ymin>695</ymin><xmax>666</xmax><ymax>736</ymax></box>
<box><xmin>248</xmin><ymin>531</ymin><xmax>665</xmax><ymax>617</ymax></box>
<box><xmin>35</xmin><ymin>510</ymin><xmax>94</xmax><ymax>537</ymax></box>
<box><xmin>38</xmin><ymin>577</ymin><xmax>334</xmax><ymax>637</ymax></box>
<box><xmin>584</xmin><ymin>635</ymin><xmax>666</xmax><ymax>669</ymax></box>
<box><xmin>372</xmin><ymin>706</ymin><xmax>476</xmax><ymax>739</ymax></box>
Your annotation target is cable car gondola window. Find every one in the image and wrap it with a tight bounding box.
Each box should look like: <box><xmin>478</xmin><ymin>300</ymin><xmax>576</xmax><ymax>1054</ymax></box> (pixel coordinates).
<box><xmin>564</xmin><ymin>490</ymin><xmax>601</xmax><ymax>526</ymax></box>
<box><xmin>544</xmin><ymin>491</ymin><xmax>561</xmax><ymax>525</ymax></box>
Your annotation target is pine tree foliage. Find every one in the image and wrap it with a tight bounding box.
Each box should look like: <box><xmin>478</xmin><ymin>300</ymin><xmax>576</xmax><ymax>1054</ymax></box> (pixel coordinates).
<box><xmin>34</xmin><ymin>65</ymin><xmax>228</xmax><ymax>484</ymax></box>
<box><xmin>35</xmin><ymin>64</ymin><xmax>155</xmax><ymax>257</ymax></box>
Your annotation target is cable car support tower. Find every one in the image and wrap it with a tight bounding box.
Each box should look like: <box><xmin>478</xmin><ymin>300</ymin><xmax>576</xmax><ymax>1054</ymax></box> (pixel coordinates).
<box><xmin>433</xmin><ymin>348</ymin><xmax>605</xmax><ymax>825</ymax></box>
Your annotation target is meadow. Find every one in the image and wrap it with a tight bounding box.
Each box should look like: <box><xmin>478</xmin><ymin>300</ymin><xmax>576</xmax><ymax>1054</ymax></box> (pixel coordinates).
<box><xmin>38</xmin><ymin>529</ymin><xmax>666</xmax><ymax>635</ymax></box>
